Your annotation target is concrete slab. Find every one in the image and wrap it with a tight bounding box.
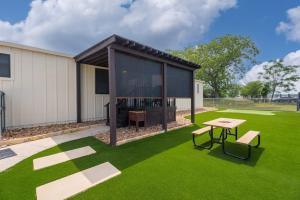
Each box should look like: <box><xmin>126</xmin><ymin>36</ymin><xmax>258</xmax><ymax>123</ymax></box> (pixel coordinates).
<box><xmin>0</xmin><ymin>125</ymin><xmax>109</xmax><ymax>172</ymax></box>
<box><xmin>33</xmin><ymin>146</ymin><xmax>96</xmax><ymax>170</ymax></box>
<box><xmin>36</xmin><ymin>162</ymin><xmax>121</xmax><ymax>200</ymax></box>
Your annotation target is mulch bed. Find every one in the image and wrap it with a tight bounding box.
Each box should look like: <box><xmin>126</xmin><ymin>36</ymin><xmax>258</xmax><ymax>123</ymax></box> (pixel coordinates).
<box><xmin>3</xmin><ymin>120</ymin><xmax>105</xmax><ymax>140</ymax></box>
<box><xmin>95</xmin><ymin>108</ymin><xmax>210</xmax><ymax>144</ymax></box>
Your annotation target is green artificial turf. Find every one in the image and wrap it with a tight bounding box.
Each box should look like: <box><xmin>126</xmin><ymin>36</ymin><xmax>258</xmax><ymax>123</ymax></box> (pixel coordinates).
<box><xmin>217</xmin><ymin>109</ymin><xmax>275</xmax><ymax>115</ymax></box>
<box><xmin>0</xmin><ymin>111</ymin><xmax>300</xmax><ymax>200</ymax></box>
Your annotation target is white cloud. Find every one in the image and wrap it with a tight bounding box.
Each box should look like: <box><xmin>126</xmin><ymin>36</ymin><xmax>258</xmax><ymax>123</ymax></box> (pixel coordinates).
<box><xmin>276</xmin><ymin>6</ymin><xmax>300</xmax><ymax>42</ymax></box>
<box><xmin>241</xmin><ymin>50</ymin><xmax>300</xmax><ymax>92</ymax></box>
<box><xmin>239</xmin><ymin>62</ymin><xmax>270</xmax><ymax>85</ymax></box>
<box><xmin>0</xmin><ymin>0</ymin><xmax>236</xmax><ymax>54</ymax></box>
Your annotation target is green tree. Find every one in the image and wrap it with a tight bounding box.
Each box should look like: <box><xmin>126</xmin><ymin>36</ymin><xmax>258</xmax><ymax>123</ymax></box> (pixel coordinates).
<box><xmin>169</xmin><ymin>35</ymin><xmax>259</xmax><ymax>97</ymax></box>
<box><xmin>261</xmin><ymin>83</ymin><xmax>271</xmax><ymax>98</ymax></box>
<box><xmin>259</xmin><ymin>60</ymin><xmax>300</xmax><ymax>100</ymax></box>
<box><xmin>227</xmin><ymin>83</ymin><xmax>241</xmax><ymax>97</ymax></box>
<box><xmin>240</xmin><ymin>81</ymin><xmax>263</xmax><ymax>98</ymax></box>
<box><xmin>203</xmin><ymin>84</ymin><xmax>215</xmax><ymax>98</ymax></box>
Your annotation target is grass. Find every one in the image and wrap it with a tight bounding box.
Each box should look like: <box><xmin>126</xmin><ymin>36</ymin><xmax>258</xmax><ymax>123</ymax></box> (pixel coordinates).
<box><xmin>0</xmin><ymin>111</ymin><xmax>300</xmax><ymax>200</ymax></box>
<box><xmin>204</xmin><ymin>98</ymin><xmax>296</xmax><ymax>111</ymax></box>
<box><xmin>217</xmin><ymin>109</ymin><xmax>275</xmax><ymax>115</ymax></box>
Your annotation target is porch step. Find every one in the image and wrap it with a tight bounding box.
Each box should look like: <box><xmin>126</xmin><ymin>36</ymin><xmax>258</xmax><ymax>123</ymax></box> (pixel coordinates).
<box><xmin>33</xmin><ymin>146</ymin><xmax>96</xmax><ymax>170</ymax></box>
<box><xmin>36</xmin><ymin>162</ymin><xmax>121</xmax><ymax>200</ymax></box>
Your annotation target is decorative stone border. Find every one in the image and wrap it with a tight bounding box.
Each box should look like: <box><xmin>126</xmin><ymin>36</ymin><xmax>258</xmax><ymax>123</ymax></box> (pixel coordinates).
<box><xmin>0</xmin><ymin>124</ymin><xmax>100</xmax><ymax>148</ymax></box>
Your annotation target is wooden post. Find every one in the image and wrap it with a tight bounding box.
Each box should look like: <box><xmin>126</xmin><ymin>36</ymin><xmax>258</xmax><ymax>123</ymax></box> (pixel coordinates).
<box><xmin>108</xmin><ymin>46</ymin><xmax>117</xmax><ymax>146</ymax></box>
<box><xmin>191</xmin><ymin>71</ymin><xmax>195</xmax><ymax>123</ymax></box>
<box><xmin>76</xmin><ymin>62</ymin><xmax>82</xmax><ymax>123</ymax></box>
<box><xmin>162</xmin><ymin>63</ymin><xmax>167</xmax><ymax>132</ymax></box>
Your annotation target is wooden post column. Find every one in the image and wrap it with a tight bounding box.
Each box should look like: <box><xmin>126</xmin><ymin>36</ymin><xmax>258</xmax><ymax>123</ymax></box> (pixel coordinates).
<box><xmin>191</xmin><ymin>70</ymin><xmax>195</xmax><ymax>123</ymax></box>
<box><xmin>108</xmin><ymin>46</ymin><xmax>117</xmax><ymax>146</ymax></box>
<box><xmin>76</xmin><ymin>62</ymin><xmax>82</xmax><ymax>123</ymax></box>
<box><xmin>162</xmin><ymin>63</ymin><xmax>167</xmax><ymax>132</ymax></box>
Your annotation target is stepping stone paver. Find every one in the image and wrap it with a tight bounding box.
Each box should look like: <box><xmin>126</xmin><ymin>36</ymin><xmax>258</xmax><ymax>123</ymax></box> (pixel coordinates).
<box><xmin>33</xmin><ymin>146</ymin><xmax>96</xmax><ymax>170</ymax></box>
<box><xmin>36</xmin><ymin>162</ymin><xmax>121</xmax><ymax>200</ymax></box>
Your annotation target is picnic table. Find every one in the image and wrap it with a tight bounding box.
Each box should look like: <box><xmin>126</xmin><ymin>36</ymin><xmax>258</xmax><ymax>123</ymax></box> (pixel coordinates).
<box><xmin>203</xmin><ymin>118</ymin><xmax>246</xmax><ymax>154</ymax></box>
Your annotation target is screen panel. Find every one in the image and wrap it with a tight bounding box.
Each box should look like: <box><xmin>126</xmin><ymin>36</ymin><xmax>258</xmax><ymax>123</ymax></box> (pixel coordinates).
<box><xmin>95</xmin><ymin>68</ymin><xmax>109</xmax><ymax>94</ymax></box>
<box><xmin>115</xmin><ymin>52</ymin><xmax>162</xmax><ymax>97</ymax></box>
<box><xmin>167</xmin><ymin>65</ymin><xmax>193</xmax><ymax>98</ymax></box>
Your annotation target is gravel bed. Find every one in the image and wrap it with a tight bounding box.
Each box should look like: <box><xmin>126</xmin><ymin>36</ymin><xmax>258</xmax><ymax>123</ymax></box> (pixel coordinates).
<box><xmin>3</xmin><ymin>120</ymin><xmax>106</xmax><ymax>140</ymax></box>
<box><xmin>95</xmin><ymin>108</ymin><xmax>210</xmax><ymax>144</ymax></box>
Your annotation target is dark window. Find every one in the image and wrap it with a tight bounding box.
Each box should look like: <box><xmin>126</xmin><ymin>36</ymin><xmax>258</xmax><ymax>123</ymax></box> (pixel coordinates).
<box><xmin>0</xmin><ymin>53</ymin><xmax>10</xmax><ymax>78</ymax></box>
<box><xmin>167</xmin><ymin>65</ymin><xmax>192</xmax><ymax>97</ymax></box>
<box><xmin>197</xmin><ymin>84</ymin><xmax>199</xmax><ymax>94</ymax></box>
<box><xmin>95</xmin><ymin>68</ymin><xmax>109</xmax><ymax>94</ymax></box>
<box><xmin>115</xmin><ymin>52</ymin><xmax>162</xmax><ymax>97</ymax></box>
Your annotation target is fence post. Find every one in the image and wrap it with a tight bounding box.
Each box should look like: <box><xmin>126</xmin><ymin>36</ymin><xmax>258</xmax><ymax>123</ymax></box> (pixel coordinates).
<box><xmin>297</xmin><ymin>92</ymin><xmax>300</xmax><ymax>111</ymax></box>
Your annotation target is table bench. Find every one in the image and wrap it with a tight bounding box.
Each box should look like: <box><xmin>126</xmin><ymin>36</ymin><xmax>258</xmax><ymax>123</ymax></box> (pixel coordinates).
<box><xmin>192</xmin><ymin>126</ymin><xmax>216</xmax><ymax>149</ymax></box>
<box><xmin>234</xmin><ymin>131</ymin><xmax>260</xmax><ymax>160</ymax></box>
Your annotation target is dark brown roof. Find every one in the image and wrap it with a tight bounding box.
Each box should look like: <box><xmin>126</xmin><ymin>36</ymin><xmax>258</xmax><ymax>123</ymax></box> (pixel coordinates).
<box><xmin>74</xmin><ymin>34</ymin><xmax>200</xmax><ymax>69</ymax></box>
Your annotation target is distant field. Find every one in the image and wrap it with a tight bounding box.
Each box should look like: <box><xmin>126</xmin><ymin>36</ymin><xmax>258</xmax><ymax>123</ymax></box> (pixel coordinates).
<box><xmin>204</xmin><ymin>98</ymin><xmax>297</xmax><ymax>111</ymax></box>
<box><xmin>217</xmin><ymin>109</ymin><xmax>275</xmax><ymax>115</ymax></box>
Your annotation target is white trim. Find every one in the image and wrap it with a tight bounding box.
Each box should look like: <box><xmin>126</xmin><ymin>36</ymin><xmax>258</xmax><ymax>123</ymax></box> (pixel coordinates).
<box><xmin>195</xmin><ymin>79</ymin><xmax>204</xmax><ymax>84</ymax></box>
<box><xmin>83</xmin><ymin>64</ymin><xmax>108</xmax><ymax>70</ymax></box>
<box><xmin>0</xmin><ymin>41</ymin><xmax>74</xmax><ymax>58</ymax></box>
<box><xmin>95</xmin><ymin>66</ymin><xmax>109</xmax><ymax>70</ymax></box>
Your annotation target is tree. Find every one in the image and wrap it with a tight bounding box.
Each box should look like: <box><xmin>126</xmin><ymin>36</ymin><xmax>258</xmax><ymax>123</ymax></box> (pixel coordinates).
<box><xmin>261</xmin><ymin>83</ymin><xmax>271</xmax><ymax>98</ymax></box>
<box><xmin>240</xmin><ymin>81</ymin><xmax>263</xmax><ymax>98</ymax></box>
<box><xmin>259</xmin><ymin>60</ymin><xmax>300</xmax><ymax>100</ymax></box>
<box><xmin>227</xmin><ymin>83</ymin><xmax>241</xmax><ymax>97</ymax></box>
<box><xmin>169</xmin><ymin>35</ymin><xmax>259</xmax><ymax>97</ymax></box>
<box><xmin>203</xmin><ymin>84</ymin><xmax>215</xmax><ymax>98</ymax></box>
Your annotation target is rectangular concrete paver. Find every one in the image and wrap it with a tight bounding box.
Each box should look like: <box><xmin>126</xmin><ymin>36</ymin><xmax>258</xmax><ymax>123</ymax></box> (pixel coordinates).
<box><xmin>33</xmin><ymin>146</ymin><xmax>96</xmax><ymax>170</ymax></box>
<box><xmin>36</xmin><ymin>162</ymin><xmax>121</xmax><ymax>200</ymax></box>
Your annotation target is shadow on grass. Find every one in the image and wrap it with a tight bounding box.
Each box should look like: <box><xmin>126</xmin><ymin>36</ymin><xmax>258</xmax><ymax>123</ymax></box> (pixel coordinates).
<box><xmin>208</xmin><ymin>141</ymin><xmax>265</xmax><ymax>166</ymax></box>
<box><xmin>53</xmin><ymin>124</ymin><xmax>201</xmax><ymax>173</ymax></box>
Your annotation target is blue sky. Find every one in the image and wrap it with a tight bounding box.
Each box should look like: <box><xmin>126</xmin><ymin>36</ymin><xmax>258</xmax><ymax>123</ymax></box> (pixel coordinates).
<box><xmin>0</xmin><ymin>0</ymin><xmax>31</xmax><ymax>23</ymax></box>
<box><xmin>203</xmin><ymin>0</ymin><xmax>299</xmax><ymax>62</ymax></box>
<box><xmin>0</xmin><ymin>0</ymin><xmax>298</xmax><ymax>62</ymax></box>
<box><xmin>0</xmin><ymin>0</ymin><xmax>299</xmax><ymax>91</ymax></box>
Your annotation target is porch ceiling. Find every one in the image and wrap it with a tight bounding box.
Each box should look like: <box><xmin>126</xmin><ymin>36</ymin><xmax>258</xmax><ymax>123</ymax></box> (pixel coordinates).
<box><xmin>78</xmin><ymin>48</ymin><xmax>108</xmax><ymax>67</ymax></box>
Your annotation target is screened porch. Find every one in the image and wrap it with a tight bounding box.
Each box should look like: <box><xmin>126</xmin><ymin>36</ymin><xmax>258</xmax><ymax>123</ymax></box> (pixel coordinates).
<box><xmin>75</xmin><ymin>35</ymin><xmax>200</xmax><ymax>145</ymax></box>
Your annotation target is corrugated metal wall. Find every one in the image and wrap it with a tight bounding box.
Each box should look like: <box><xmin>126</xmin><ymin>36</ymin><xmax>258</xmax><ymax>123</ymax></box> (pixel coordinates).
<box><xmin>0</xmin><ymin>45</ymin><xmax>77</xmax><ymax>128</ymax></box>
<box><xmin>81</xmin><ymin>64</ymin><xmax>109</xmax><ymax>121</ymax></box>
<box><xmin>176</xmin><ymin>81</ymin><xmax>203</xmax><ymax>111</ymax></box>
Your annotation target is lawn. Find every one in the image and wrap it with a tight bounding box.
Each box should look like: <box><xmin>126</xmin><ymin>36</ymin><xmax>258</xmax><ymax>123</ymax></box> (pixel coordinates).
<box><xmin>204</xmin><ymin>98</ymin><xmax>296</xmax><ymax>111</ymax></box>
<box><xmin>0</xmin><ymin>111</ymin><xmax>300</xmax><ymax>200</ymax></box>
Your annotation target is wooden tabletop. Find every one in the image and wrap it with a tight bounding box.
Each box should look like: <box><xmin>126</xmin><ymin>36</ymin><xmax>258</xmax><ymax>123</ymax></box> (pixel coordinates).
<box><xmin>203</xmin><ymin>118</ymin><xmax>246</xmax><ymax>129</ymax></box>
